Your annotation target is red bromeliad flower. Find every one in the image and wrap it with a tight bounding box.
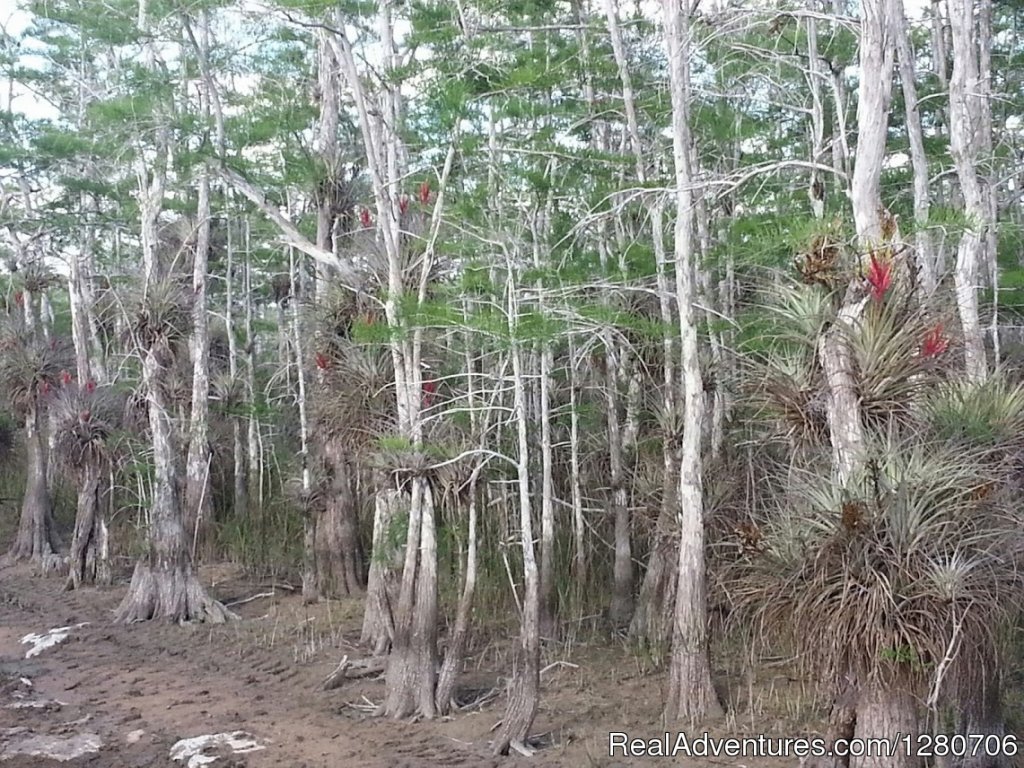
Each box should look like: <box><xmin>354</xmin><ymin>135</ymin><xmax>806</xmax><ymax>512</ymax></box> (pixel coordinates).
<box><xmin>866</xmin><ymin>254</ymin><xmax>893</xmax><ymax>302</ymax></box>
<box><xmin>59</xmin><ymin>370</ymin><xmax>72</xmax><ymax>386</ymax></box>
<box><xmin>360</xmin><ymin>208</ymin><xmax>372</xmax><ymax>228</ymax></box>
<box><xmin>418</xmin><ymin>180</ymin><xmax>431</xmax><ymax>205</ymax></box>
<box><xmin>40</xmin><ymin>380</ymin><xmax>50</xmax><ymax>396</ymax></box>
<box><xmin>14</xmin><ymin>291</ymin><xmax>23</xmax><ymax>306</ymax></box>
<box><xmin>422</xmin><ymin>379</ymin><xmax>437</xmax><ymax>408</ymax></box>
<box><xmin>399</xmin><ymin>195</ymin><xmax>409</xmax><ymax>215</ymax></box>
<box><xmin>921</xmin><ymin>323</ymin><xmax>949</xmax><ymax>358</ymax></box>
<box><xmin>85</xmin><ymin>380</ymin><xmax>96</xmax><ymax>393</ymax></box>
<box><xmin>315</xmin><ymin>352</ymin><xmax>331</xmax><ymax>371</ymax></box>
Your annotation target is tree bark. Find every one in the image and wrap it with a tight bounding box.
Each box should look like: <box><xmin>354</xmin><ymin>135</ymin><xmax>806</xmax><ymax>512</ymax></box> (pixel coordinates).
<box><xmin>493</xmin><ymin>284</ymin><xmax>541</xmax><ymax>756</ymax></box>
<box><xmin>629</xmin><ymin>448</ymin><xmax>680</xmax><ymax>650</ymax></box>
<box><xmin>65</xmin><ymin>461</ymin><xmax>105</xmax><ymax>590</ymax></box>
<box><xmin>5</xmin><ymin>402</ymin><xmax>60</xmax><ymax>566</ymax></box>
<box><xmin>362</xmin><ymin>487</ymin><xmax>401</xmax><ymax>655</ymax></box>
<box><xmin>948</xmin><ymin>0</ymin><xmax>990</xmax><ymax>382</ymax></box>
<box><xmin>315</xmin><ymin>439</ymin><xmax>363</xmax><ymax>596</ymax></box>
<box><xmin>185</xmin><ymin>157</ymin><xmax>213</xmax><ymax>561</ymax></box>
<box><xmin>114</xmin><ymin>344</ymin><xmax>234</xmax><ymax>624</ymax></box>
<box><xmin>850</xmin><ymin>685</ymin><xmax>919</xmax><ymax>768</ymax></box>
<box><xmin>662</xmin><ymin>0</ymin><xmax>723</xmax><ymax>724</ymax></box>
<box><xmin>895</xmin><ymin>0</ymin><xmax>937</xmax><ymax>294</ymax></box>
<box><xmin>436</xmin><ymin>468</ymin><xmax>480</xmax><ymax>715</ymax></box>
<box><xmin>605</xmin><ymin>336</ymin><xmax>634</xmax><ymax>627</ymax></box>
<box><xmin>383</xmin><ymin>478</ymin><xmax>439</xmax><ymax>719</ymax></box>
<box><xmin>289</xmin><ymin>248</ymin><xmax>318</xmax><ymax>605</ymax></box>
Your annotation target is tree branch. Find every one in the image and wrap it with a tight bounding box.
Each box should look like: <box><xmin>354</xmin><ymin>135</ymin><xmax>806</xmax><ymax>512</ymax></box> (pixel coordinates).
<box><xmin>213</xmin><ymin>164</ymin><xmax>361</xmax><ymax>286</ymax></box>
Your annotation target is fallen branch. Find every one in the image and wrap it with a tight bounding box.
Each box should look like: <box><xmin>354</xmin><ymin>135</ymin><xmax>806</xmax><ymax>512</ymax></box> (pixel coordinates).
<box><xmin>319</xmin><ymin>655</ymin><xmax>387</xmax><ymax>690</ymax></box>
<box><xmin>225</xmin><ymin>591</ymin><xmax>276</xmax><ymax>608</ymax></box>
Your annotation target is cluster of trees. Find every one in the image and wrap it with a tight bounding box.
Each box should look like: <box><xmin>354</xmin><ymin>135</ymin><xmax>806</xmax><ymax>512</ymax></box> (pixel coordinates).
<box><xmin>2</xmin><ymin>0</ymin><xmax>1024</xmax><ymax>761</ymax></box>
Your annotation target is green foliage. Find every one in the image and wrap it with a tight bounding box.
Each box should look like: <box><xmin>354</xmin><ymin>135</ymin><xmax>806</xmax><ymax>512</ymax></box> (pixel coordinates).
<box><xmin>923</xmin><ymin>377</ymin><xmax>1024</xmax><ymax>447</ymax></box>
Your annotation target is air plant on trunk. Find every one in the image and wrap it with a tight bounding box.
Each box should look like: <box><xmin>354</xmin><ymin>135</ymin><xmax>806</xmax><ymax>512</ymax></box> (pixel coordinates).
<box><xmin>52</xmin><ymin>379</ymin><xmax>123</xmax><ymax>589</ymax></box>
<box><xmin>733</xmin><ymin>275</ymin><xmax>1024</xmax><ymax>764</ymax></box>
<box><xmin>305</xmin><ymin>290</ymin><xmax>396</xmax><ymax>598</ymax></box>
<box><xmin>726</xmin><ymin>437</ymin><xmax>1024</xmax><ymax>767</ymax></box>
<box><xmin>0</xmin><ymin>323</ymin><xmax>69</xmax><ymax>566</ymax></box>
<box><xmin>113</xmin><ymin>278</ymin><xmax>234</xmax><ymax>624</ymax></box>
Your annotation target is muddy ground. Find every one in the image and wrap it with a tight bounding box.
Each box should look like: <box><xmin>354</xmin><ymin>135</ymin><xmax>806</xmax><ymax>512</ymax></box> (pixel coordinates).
<box><xmin>0</xmin><ymin>563</ymin><xmax>802</xmax><ymax>767</ymax></box>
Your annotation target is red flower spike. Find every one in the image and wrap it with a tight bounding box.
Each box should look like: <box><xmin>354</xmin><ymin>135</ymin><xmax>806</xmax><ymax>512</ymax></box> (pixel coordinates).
<box><xmin>399</xmin><ymin>195</ymin><xmax>409</xmax><ymax>215</ymax></box>
<box><xmin>360</xmin><ymin>208</ymin><xmax>372</xmax><ymax>228</ymax></box>
<box><xmin>866</xmin><ymin>254</ymin><xmax>893</xmax><ymax>303</ymax></box>
<box><xmin>40</xmin><ymin>381</ymin><xmax>50</xmax><ymax>396</ymax></box>
<box><xmin>14</xmin><ymin>291</ymin><xmax>23</xmax><ymax>306</ymax></box>
<box><xmin>921</xmin><ymin>323</ymin><xmax>949</xmax><ymax>358</ymax></box>
<box><xmin>315</xmin><ymin>352</ymin><xmax>331</xmax><ymax>371</ymax></box>
<box><xmin>60</xmin><ymin>370</ymin><xmax>72</xmax><ymax>386</ymax></box>
<box><xmin>85</xmin><ymin>380</ymin><xmax>96</xmax><ymax>393</ymax></box>
<box><xmin>422</xmin><ymin>379</ymin><xmax>437</xmax><ymax>408</ymax></box>
<box><xmin>79</xmin><ymin>410</ymin><xmax>91</xmax><ymax>423</ymax></box>
<box><xmin>418</xmin><ymin>180</ymin><xmax>431</xmax><ymax>205</ymax></box>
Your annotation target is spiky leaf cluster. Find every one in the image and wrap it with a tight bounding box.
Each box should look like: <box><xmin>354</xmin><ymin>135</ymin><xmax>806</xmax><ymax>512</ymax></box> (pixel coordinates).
<box><xmin>51</xmin><ymin>381</ymin><xmax>125</xmax><ymax>473</ymax></box>
<box><xmin>0</xmin><ymin>325</ymin><xmax>71</xmax><ymax>415</ymax></box>
<box><xmin>122</xmin><ymin>278</ymin><xmax>193</xmax><ymax>355</ymax></box>
<box><xmin>725</xmin><ymin>437</ymin><xmax>1024</xmax><ymax>690</ymax></box>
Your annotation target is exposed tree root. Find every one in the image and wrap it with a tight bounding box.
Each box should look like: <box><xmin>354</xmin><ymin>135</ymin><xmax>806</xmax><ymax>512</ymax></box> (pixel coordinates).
<box><xmin>113</xmin><ymin>561</ymin><xmax>237</xmax><ymax>624</ymax></box>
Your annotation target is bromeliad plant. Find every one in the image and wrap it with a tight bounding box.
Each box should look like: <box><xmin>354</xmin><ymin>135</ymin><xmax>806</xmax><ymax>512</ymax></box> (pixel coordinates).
<box><xmin>730</xmin><ymin>264</ymin><xmax>1024</xmax><ymax>761</ymax></box>
<box><xmin>726</xmin><ymin>433</ymin><xmax>1024</xmax><ymax>747</ymax></box>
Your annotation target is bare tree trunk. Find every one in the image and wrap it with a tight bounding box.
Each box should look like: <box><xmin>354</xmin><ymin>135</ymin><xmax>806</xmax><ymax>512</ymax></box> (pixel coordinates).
<box><xmin>383</xmin><ymin>478</ymin><xmax>438</xmax><ymax>719</ymax></box>
<box><xmin>361</xmin><ymin>486</ymin><xmax>401</xmax><ymax>654</ymax></box>
<box><xmin>65</xmin><ymin>462</ymin><xmax>104</xmax><ymax>590</ymax></box>
<box><xmin>225</xmin><ymin>216</ymin><xmax>248</xmax><ymax>520</ymax></box>
<box><xmin>289</xmin><ymin>249</ymin><xmax>317</xmax><ymax>604</ymax></box>
<box><xmin>244</xmin><ymin>225</ymin><xmax>260</xmax><ymax>514</ymax></box>
<box><xmin>5</xmin><ymin>402</ymin><xmax>59</xmax><ymax>566</ymax></box>
<box><xmin>954</xmin><ymin>655</ymin><xmax>1007</xmax><ymax>768</ymax></box>
<box><xmin>436</xmin><ymin>467</ymin><xmax>480</xmax><ymax>714</ymax></box>
<box><xmin>328</xmin><ymin>0</ymin><xmax>455</xmax><ymax>718</ymax></box>
<box><xmin>605</xmin><ymin>336</ymin><xmax>633</xmax><ymax>627</ymax></box>
<box><xmin>568</xmin><ymin>339</ymin><xmax>586</xmax><ymax>587</ymax></box>
<box><xmin>850</xmin><ymin>686</ymin><xmax>919</xmax><ymax>768</ymax></box>
<box><xmin>185</xmin><ymin>156</ymin><xmax>213</xmax><ymax>561</ymax></box>
<box><xmin>604</xmin><ymin>0</ymin><xmax>677</xmax><ymax>642</ymax></box>
<box><xmin>806</xmin><ymin>9</ymin><xmax>828</xmax><ymax>218</ymax></box>
<box><xmin>115</xmin><ymin>344</ymin><xmax>234</xmax><ymax>624</ymax></box>
<box><xmin>113</xmin><ymin>0</ymin><xmax>227</xmax><ymax>623</ymax></box>
<box><xmin>948</xmin><ymin>0</ymin><xmax>988</xmax><ymax>382</ymax></box>
<box><xmin>493</xmin><ymin>278</ymin><xmax>541</xmax><ymax>756</ymax></box>
<box><xmin>315</xmin><ymin>440</ymin><xmax>363</xmax><ymax>596</ymax></box>
<box><xmin>895</xmin><ymin>0</ymin><xmax>937</xmax><ymax>294</ymax></box>
<box><xmin>978</xmin><ymin>0</ymin><xmax>998</xmax><ymax>367</ymax></box>
<box><xmin>537</xmin><ymin>339</ymin><xmax>557</xmax><ymax>636</ymax></box>
<box><xmin>662</xmin><ymin>0</ymin><xmax>722</xmax><ymax>724</ymax></box>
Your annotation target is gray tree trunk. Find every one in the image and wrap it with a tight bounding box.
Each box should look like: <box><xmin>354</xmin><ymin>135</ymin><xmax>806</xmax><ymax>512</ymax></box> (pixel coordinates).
<box><xmin>662</xmin><ymin>0</ymin><xmax>723</xmax><ymax>724</ymax></box>
<box><xmin>5</xmin><ymin>402</ymin><xmax>59</xmax><ymax>566</ymax></box>
<box><xmin>948</xmin><ymin>0</ymin><xmax>990</xmax><ymax>382</ymax></box>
